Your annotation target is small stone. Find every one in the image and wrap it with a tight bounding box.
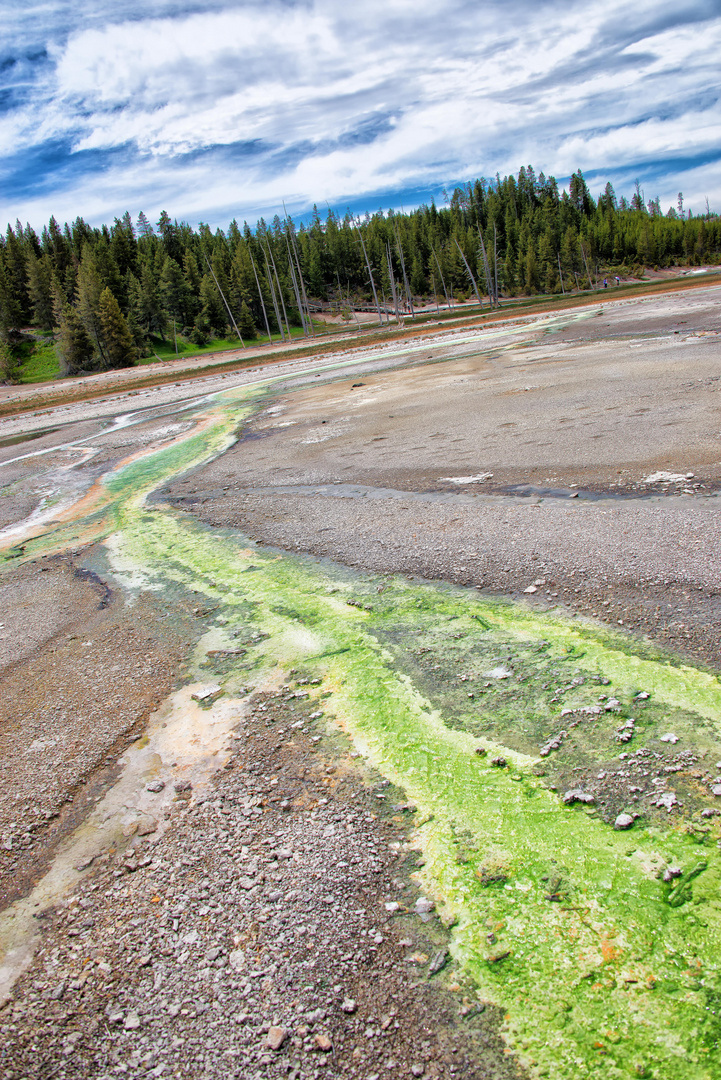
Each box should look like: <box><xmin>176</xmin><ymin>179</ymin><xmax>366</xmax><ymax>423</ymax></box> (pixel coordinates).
<box><xmin>634</xmin><ymin>691</ymin><xmax>650</xmax><ymax>700</ymax></box>
<box><xmin>660</xmin><ymin>733</ymin><xmax>679</xmax><ymax>744</ymax></box>
<box><xmin>146</xmin><ymin>781</ymin><xmax>165</xmax><ymax>793</ymax></box>
<box><xmin>663</xmin><ymin>866</ymin><xmax>682</xmax><ymax>882</ymax></box>
<box><xmin>411</xmin><ymin>1065</ymin><xmax>425</xmax><ymax>1078</ymax></box>
<box><xmin>314</xmin><ymin>1033</ymin><xmax>333</xmax><ymax>1052</ymax></box>
<box><xmin>384</xmin><ymin>901</ymin><xmax>400</xmax><ymax>913</ymax></box>
<box><xmin>415</xmin><ymin>897</ymin><xmax>434</xmax><ymax>916</ymax></box>
<box><xmin>474</xmin><ymin>746</ymin><xmax>487</xmax><ymax>757</ymax></box>
<box><xmin>523</xmin><ymin>585</ymin><xmax>538</xmax><ymax>594</ymax></box>
<box><xmin>124</xmin><ymin>1011</ymin><xmax>142</xmax><ymax>1031</ymax></box>
<box><xmin>191</xmin><ymin>683</ymin><xmax>223</xmax><ymax>703</ymax></box>
<box><xmin>614</xmin><ymin>813</ymin><xmax>634</xmax><ymax>830</ymax></box>
<box><xmin>428</xmin><ymin>949</ymin><xmax>449</xmax><ymax>976</ymax></box>
<box><xmin>563</xmin><ymin>789</ymin><xmax>595</xmax><ymax>805</ymax></box>
<box><xmin>713</xmin><ymin>785</ymin><xmax>721</xmax><ymax>797</ymax></box>
<box><xmin>266</xmin><ymin>1025</ymin><xmax>287</xmax><ymax>1050</ymax></box>
<box><xmin>341</xmin><ymin>998</ymin><xmax>357</xmax><ymax>1014</ymax></box>
<box><xmin>174</xmin><ymin>780</ymin><xmax>192</xmax><ymax>793</ymax></box>
<box><xmin>490</xmin><ymin>756</ymin><xmax>507</xmax><ymax>768</ymax></box>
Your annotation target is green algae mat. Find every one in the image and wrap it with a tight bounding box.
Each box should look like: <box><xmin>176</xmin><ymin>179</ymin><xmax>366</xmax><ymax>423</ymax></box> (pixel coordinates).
<box><xmin>4</xmin><ymin>383</ymin><xmax>721</xmax><ymax>1079</ymax></box>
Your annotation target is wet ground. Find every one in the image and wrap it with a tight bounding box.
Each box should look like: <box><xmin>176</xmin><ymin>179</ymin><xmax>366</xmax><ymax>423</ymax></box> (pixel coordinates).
<box><xmin>0</xmin><ymin>284</ymin><xmax>720</xmax><ymax>1080</ymax></box>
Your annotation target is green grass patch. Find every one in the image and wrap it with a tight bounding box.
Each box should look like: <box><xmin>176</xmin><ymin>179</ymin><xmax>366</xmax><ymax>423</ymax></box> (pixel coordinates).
<box><xmin>16</xmin><ymin>338</ymin><xmax>60</xmax><ymax>383</ymax></box>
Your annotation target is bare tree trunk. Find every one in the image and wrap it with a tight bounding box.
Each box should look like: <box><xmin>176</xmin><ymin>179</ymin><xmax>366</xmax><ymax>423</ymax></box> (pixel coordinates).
<box><xmin>580</xmin><ymin>241</ymin><xmax>594</xmax><ymax>290</ymax></box>
<box><xmin>557</xmin><ymin>252</ymin><xmax>565</xmax><ymax>295</ymax></box>
<box><xmin>204</xmin><ymin>253</ymin><xmax>244</xmax><ymax>345</ymax></box>
<box><xmin>267</xmin><ymin>243</ymin><xmax>291</xmax><ymax>338</ymax></box>
<box><xmin>431</xmin><ymin>270</ymin><xmax>440</xmax><ymax>314</ymax></box>
<box><xmin>386</xmin><ymin>245</ymin><xmax>402</xmax><ymax>325</ymax></box>
<box><xmin>355</xmin><ymin>223</ymin><xmax>383</xmax><ymax>326</ymax></box>
<box><xmin>493</xmin><ymin>223</ymin><xmax>499</xmax><ymax>307</ymax></box>
<box><xmin>394</xmin><ymin>226</ymin><xmax>415</xmax><ymax>318</ymax></box>
<box><xmin>477</xmin><ymin>228</ymin><xmax>494</xmax><ymax>307</ymax></box>
<box><xmin>249</xmin><ymin>249</ymin><xmax>273</xmax><ymax>344</ymax></box>
<box><xmin>287</xmin><ymin>216</ymin><xmax>315</xmax><ymax>336</ymax></box>
<box><xmin>285</xmin><ymin>234</ymin><xmax>308</xmax><ymax>336</ymax></box>
<box><xmin>433</xmin><ymin>249</ymin><xmax>451</xmax><ymax>311</ymax></box>
<box><xmin>454</xmin><ymin>238</ymin><xmax>483</xmax><ymax>308</ymax></box>
<box><xmin>263</xmin><ymin>249</ymin><xmax>285</xmax><ymax>342</ymax></box>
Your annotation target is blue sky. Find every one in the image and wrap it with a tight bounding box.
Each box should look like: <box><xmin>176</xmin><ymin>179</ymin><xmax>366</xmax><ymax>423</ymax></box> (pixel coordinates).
<box><xmin>1</xmin><ymin>0</ymin><xmax>720</xmax><ymax>232</ymax></box>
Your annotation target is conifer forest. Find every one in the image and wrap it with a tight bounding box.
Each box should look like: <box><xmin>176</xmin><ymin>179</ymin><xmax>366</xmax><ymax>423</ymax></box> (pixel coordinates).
<box><xmin>1</xmin><ymin>167</ymin><xmax>719</xmax><ymax>379</ymax></box>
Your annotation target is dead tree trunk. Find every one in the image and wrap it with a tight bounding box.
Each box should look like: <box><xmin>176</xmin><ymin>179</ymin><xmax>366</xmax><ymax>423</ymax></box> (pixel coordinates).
<box><xmin>204</xmin><ymin>253</ymin><xmax>244</xmax><ymax>344</ymax></box>
<box><xmin>355</xmin><ymin>222</ymin><xmax>384</xmax><ymax>326</ymax></box>
<box><xmin>454</xmin><ymin>238</ymin><xmax>483</xmax><ymax>308</ymax></box>
<box><xmin>249</xmin><ymin>249</ymin><xmax>273</xmax><ymax>344</ymax></box>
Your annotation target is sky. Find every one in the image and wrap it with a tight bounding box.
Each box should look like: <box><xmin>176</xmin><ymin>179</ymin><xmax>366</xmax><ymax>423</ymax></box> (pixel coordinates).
<box><xmin>1</xmin><ymin>0</ymin><xmax>720</xmax><ymax>233</ymax></box>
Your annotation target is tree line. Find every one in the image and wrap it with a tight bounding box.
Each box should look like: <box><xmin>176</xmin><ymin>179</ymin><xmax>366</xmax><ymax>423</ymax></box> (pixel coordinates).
<box><xmin>0</xmin><ymin>167</ymin><xmax>718</xmax><ymax>378</ymax></box>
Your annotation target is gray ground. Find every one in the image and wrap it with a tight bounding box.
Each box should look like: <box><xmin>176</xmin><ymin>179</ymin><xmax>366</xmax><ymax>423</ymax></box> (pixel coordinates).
<box><xmin>163</xmin><ymin>286</ymin><xmax>721</xmax><ymax>667</ymax></box>
<box><xmin>0</xmin><ymin>283</ymin><xmax>720</xmax><ymax>1080</ymax></box>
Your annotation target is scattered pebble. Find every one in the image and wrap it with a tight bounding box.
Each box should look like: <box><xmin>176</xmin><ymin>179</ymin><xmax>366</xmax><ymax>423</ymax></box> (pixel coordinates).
<box><xmin>614</xmin><ymin>813</ymin><xmax>634</xmax><ymax>830</ymax></box>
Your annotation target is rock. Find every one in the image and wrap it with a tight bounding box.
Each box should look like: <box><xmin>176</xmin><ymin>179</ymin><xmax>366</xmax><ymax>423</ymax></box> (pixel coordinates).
<box><xmin>490</xmin><ymin>756</ymin><xmax>507</xmax><ymax>768</ymax></box>
<box><xmin>489</xmin><ymin>666</ymin><xmax>512</xmax><ymax>679</ymax></box>
<box><xmin>229</xmin><ymin>949</ymin><xmax>246</xmax><ymax>971</ymax></box>
<box><xmin>415</xmin><ymin>897</ymin><xmax>434</xmax><ymax>917</ymax></box>
<box><xmin>614</xmin><ymin>813</ymin><xmax>634</xmax><ymax>830</ymax></box>
<box><xmin>523</xmin><ymin>585</ymin><xmax>538</xmax><ymax>594</ymax></box>
<box><xmin>663</xmin><ymin>866</ymin><xmax>682</xmax><ymax>882</ymax></box>
<box><xmin>428</xmin><ymin>949</ymin><xmax>449</xmax><ymax>976</ymax></box>
<box><xmin>563</xmin><ymin>789</ymin><xmax>595</xmax><ymax>805</ymax></box>
<box><xmin>474</xmin><ymin>746</ymin><xmax>487</xmax><ymax>757</ymax></box>
<box><xmin>146</xmin><ymin>780</ymin><xmax>165</xmax><ymax>793</ymax></box>
<box><xmin>634</xmin><ymin>691</ymin><xmax>650</xmax><ymax>700</ymax></box>
<box><xmin>712</xmin><ymin>785</ymin><xmax>721</xmax><ymax>797</ymax></box>
<box><xmin>174</xmin><ymin>780</ymin><xmax>192</xmax><ymax>793</ymax></box>
<box><xmin>191</xmin><ymin>683</ymin><xmax>223</xmax><ymax>704</ymax></box>
<box><xmin>314</xmin><ymin>1033</ymin><xmax>333</xmax><ymax>1052</ymax></box>
<box><xmin>266</xmin><ymin>1026</ymin><xmax>287</xmax><ymax>1050</ymax></box>
<box><xmin>124</xmin><ymin>1011</ymin><xmax>142</xmax><ymax>1030</ymax></box>
<box><xmin>341</xmin><ymin>998</ymin><xmax>357</xmax><ymax>1014</ymax></box>
<box><xmin>660</xmin><ymin>733</ymin><xmax>679</xmax><ymax>744</ymax></box>
<box><xmin>411</xmin><ymin>1065</ymin><xmax>425</xmax><ymax>1078</ymax></box>
<box><xmin>656</xmin><ymin>792</ymin><xmax>677</xmax><ymax>812</ymax></box>
<box><xmin>384</xmin><ymin>901</ymin><xmax>400</xmax><ymax>913</ymax></box>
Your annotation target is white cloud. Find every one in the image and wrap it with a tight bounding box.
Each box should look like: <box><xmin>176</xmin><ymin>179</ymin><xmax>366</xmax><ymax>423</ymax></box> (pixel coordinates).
<box><xmin>1</xmin><ymin>0</ymin><xmax>720</xmax><ymax>228</ymax></box>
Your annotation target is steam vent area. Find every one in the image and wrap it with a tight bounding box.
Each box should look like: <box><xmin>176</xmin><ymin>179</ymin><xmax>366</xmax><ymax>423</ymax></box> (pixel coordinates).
<box><xmin>1</xmin><ymin>282</ymin><xmax>721</xmax><ymax>1080</ymax></box>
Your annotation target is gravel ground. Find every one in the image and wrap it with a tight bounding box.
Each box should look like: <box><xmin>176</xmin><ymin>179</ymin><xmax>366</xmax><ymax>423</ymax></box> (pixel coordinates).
<box><xmin>1</xmin><ymin>688</ymin><xmax>520</xmax><ymax>1080</ymax></box>
<box><xmin>0</xmin><ymin>553</ymin><xmax>203</xmax><ymax>910</ymax></box>
<box><xmin>1</xmin><ymin>283</ymin><xmax>720</xmax><ymax>1079</ymax></box>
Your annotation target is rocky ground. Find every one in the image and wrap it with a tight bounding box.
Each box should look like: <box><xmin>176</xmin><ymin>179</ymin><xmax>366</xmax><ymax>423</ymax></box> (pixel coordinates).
<box><xmin>0</xmin><ymin>283</ymin><xmax>720</xmax><ymax>1079</ymax></box>
<box><xmin>1</xmin><ymin>687</ymin><xmax>520</xmax><ymax>1080</ymax></box>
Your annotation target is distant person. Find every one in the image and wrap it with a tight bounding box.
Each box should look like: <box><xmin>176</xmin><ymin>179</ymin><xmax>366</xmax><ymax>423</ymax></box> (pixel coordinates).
<box><xmin>615</xmin><ymin>276</ymin><xmax>620</xmax><ymax>286</ymax></box>
<box><xmin>603</xmin><ymin>278</ymin><xmax>608</xmax><ymax>288</ymax></box>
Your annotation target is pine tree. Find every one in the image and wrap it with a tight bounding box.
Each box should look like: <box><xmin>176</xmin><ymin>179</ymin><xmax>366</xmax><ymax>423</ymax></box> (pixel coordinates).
<box><xmin>26</xmin><ymin>252</ymin><xmax>55</xmax><ymax>330</ymax></box>
<box><xmin>54</xmin><ymin>300</ymin><xmax>95</xmax><ymax>376</ymax></box>
<box><xmin>238</xmin><ymin>300</ymin><xmax>257</xmax><ymax>339</ymax></box>
<box><xmin>98</xmin><ymin>287</ymin><xmax>137</xmax><ymax>368</ymax></box>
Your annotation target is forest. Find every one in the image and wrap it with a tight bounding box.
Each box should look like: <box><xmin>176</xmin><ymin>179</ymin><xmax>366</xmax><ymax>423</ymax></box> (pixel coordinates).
<box><xmin>1</xmin><ymin>166</ymin><xmax>719</xmax><ymax>381</ymax></box>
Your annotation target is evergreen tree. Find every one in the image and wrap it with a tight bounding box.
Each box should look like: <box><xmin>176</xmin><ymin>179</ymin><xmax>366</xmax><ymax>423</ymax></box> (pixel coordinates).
<box><xmin>238</xmin><ymin>300</ymin><xmax>257</xmax><ymax>339</ymax></box>
<box><xmin>98</xmin><ymin>287</ymin><xmax>137</xmax><ymax>368</ymax></box>
<box><xmin>54</xmin><ymin>291</ymin><xmax>95</xmax><ymax>376</ymax></box>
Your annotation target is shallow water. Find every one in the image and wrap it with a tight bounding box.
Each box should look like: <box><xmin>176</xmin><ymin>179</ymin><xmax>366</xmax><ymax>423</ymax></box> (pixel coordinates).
<box><xmin>1</xmin><ymin>373</ymin><xmax>720</xmax><ymax>1079</ymax></box>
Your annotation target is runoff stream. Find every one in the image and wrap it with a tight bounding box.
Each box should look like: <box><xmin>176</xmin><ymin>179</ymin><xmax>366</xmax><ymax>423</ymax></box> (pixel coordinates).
<box><xmin>1</xmin><ymin>366</ymin><xmax>721</xmax><ymax>1080</ymax></box>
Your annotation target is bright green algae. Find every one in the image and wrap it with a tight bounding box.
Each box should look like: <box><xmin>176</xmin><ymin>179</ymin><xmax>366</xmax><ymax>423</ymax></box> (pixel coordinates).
<box><xmin>4</xmin><ymin>381</ymin><xmax>721</xmax><ymax>1078</ymax></box>
<box><xmin>113</xmin><ymin>509</ymin><xmax>721</xmax><ymax>1079</ymax></box>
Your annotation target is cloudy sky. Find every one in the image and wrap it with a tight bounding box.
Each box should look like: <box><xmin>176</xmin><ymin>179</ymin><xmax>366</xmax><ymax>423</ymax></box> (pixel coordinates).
<box><xmin>1</xmin><ymin>0</ymin><xmax>720</xmax><ymax>232</ymax></box>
